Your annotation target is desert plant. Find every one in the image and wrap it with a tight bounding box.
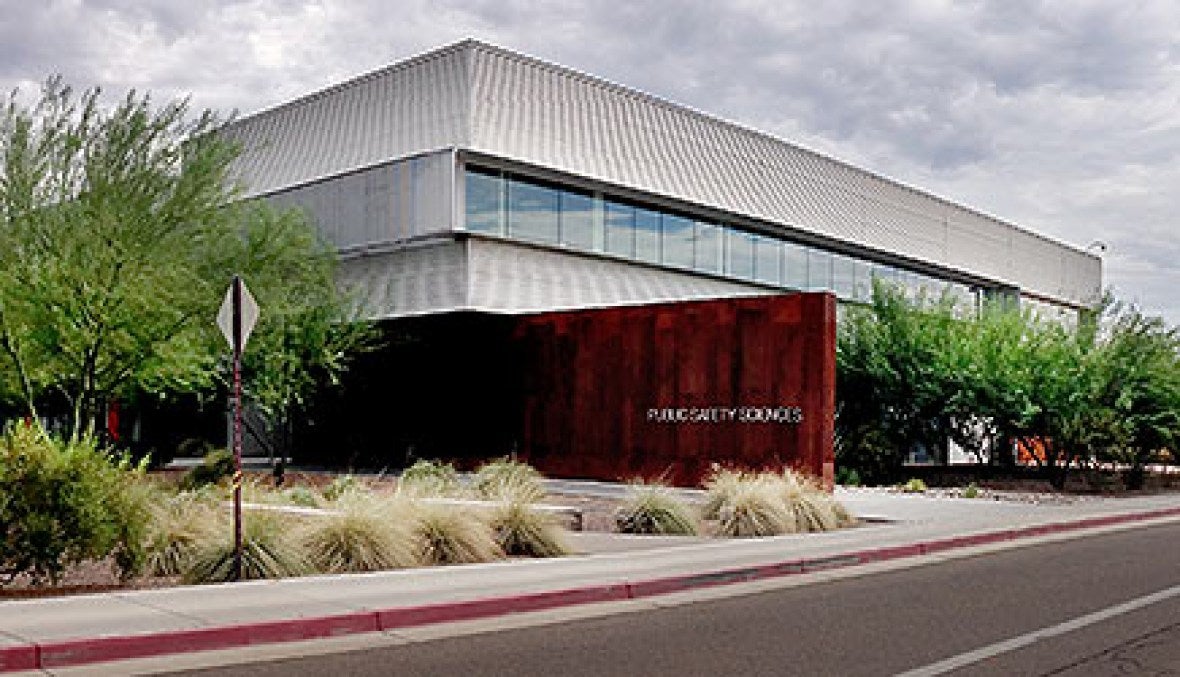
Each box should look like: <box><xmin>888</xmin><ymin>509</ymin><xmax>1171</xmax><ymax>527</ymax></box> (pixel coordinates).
<box><xmin>473</xmin><ymin>458</ymin><xmax>545</xmax><ymax>503</ymax></box>
<box><xmin>485</xmin><ymin>502</ymin><xmax>570</xmax><ymax>557</ymax></box>
<box><xmin>299</xmin><ymin>496</ymin><xmax>417</xmax><ymax>573</ymax></box>
<box><xmin>962</xmin><ymin>482</ymin><xmax>981</xmax><ymax>499</ymax></box>
<box><xmin>0</xmin><ymin>422</ymin><xmax>149</xmax><ymax>585</ymax></box>
<box><xmin>322</xmin><ymin>474</ymin><xmax>367</xmax><ymax>502</ymax></box>
<box><xmin>142</xmin><ymin>492</ymin><xmax>220</xmax><ymax>577</ymax></box>
<box><xmin>701</xmin><ymin>467</ymin><xmax>751</xmax><ymax>520</ymax></box>
<box><xmin>711</xmin><ymin>475</ymin><xmax>796</xmax><ymax>538</ymax></box>
<box><xmin>614</xmin><ymin>483</ymin><xmax>699</xmax><ymax>536</ymax></box>
<box><xmin>282</xmin><ymin>486</ymin><xmax>323</xmax><ymax>508</ymax></box>
<box><xmin>408</xmin><ymin>502</ymin><xmax>502</xmax><ymax>565</ymax></box>
<box><xmin>179</xmin><ymin>449</ymin><xmax>236</xmax><ymax>491</ymax></box>
<box><xmin>182</xmin><ymin>511</ymin><xmax>311</xmax><ymax>583</ymax></box>
<box><xmin>398</xmin><ymin>460</ymin><xmax>461</xmax><ymax>498</ymax></box>
<box><xmin>901</xmin><ymin>478</ymin><xmax>928</xmax><ymax>493</ymax></box>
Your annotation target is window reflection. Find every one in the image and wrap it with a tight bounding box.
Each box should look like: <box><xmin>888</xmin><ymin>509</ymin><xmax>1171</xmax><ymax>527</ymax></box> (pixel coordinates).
<box><xmin>465</xmin><ymin>168</ymin><xmax>503</xmax><ymax>235</ymax></box>
<box><xmin>508</xmin><ymin>178</ymin><xmax>559</xmax><ymax>244</ymax></box>
<box><xmin>726</xmin><ymin>230</ymin><xmax>755</xmax><ymax>280</ymax></box>
<box><xmin>635</xmin><ymin>207</ymin><xmax>661</xmax><ymax>263</ymax></box>
<box><xmin>560</xmin><ymin>189</ymin><xmax>595</xmax><ymax>250</ymax></box>
<box><xmin>662</xmin><ymin>213</ymin><xmax>694</xmax><ymax>268</ymax></box>
<box><xmin>808</xmin><ymin>249</ymin><xmax>832</xmax><ymax>291</ymax></box>
<box><xmin>695</xmin><ymin>222</ymin><xmax>722</xmax><ymax>274</ymax></box>
<box><xmin>604</xmin><ymin>200</ymin><xmax>635</xmax><ymax>258</ymax></box>
<box><xmin>783</xmin><ymin>242</ymin><xmax>809</xmax><ymax>290</ymax></box>
<box><xmin>753</xmin><ymin>235</ymin><xmax>780</xmax><ymax>285</ymax></box>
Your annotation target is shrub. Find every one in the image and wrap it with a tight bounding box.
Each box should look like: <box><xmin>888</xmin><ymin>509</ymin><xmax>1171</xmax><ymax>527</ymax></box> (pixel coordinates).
<box><xmin>835</xmin><ymin>466</ymin><xmax>862</xmax><ymax>487</ymax></box>
<box><xmin>299</xmin><ymin>495</ymin><xmax>417</xmax><ymax>573</ymax></box>
<box><xmin>962</xmin><ymin>482</ymin><xmax>981</xmax><ymax>499</ymax></box>
<box><xmin>614</xmin><ymin>483</ymin><xmax>699</xmax><ymax>536</ymax></box>
<box><xmin>486</xmin><ymin>502</ymin><xmax>570</xmax><ymax>557</ymax></box>
<box><xmin>901</xmin><ymin>478</ymin><xmax>928</xmax><ymax>493</ymax></box>
<box><xmin>0</xmin><ymin>422</ymin><xmax>149</xmax><ymax>585</ymax></box>
<box><xmin>408</xmin><ymin>502</ymin><xmax>502</xmax><ymax>565</ymax></box>
<box><xmin>182</xmin><ymin>511</ymin><xmax>311</xmax><ymax>583</ymax></box>
<box><xmin>143</xmin><ymin>491</ymin><xmax>220</xmax><ymax>577</ymax></box>
<box><xmin>282</xmin><ymin>486</ymin><xmax>323</xmax><ymax>508</ymax></box>
<box><xmin>473</xmin><ymin>458</ymin><xmax>545</xmax><ymax>503</ymax></box>
<box><xmin>180</xmin><ymin>449</ymin><xmax>235</xmax><ymax>491</ymax></box>
<box><xmin>710</xmin><ymin>474</ymin><xmax>796</xmax><ymax>538</ymax></box>
<box><xmin>398</xmin><ymin>460</ymin><xmax>460</xmax><ymax>498</ymax></box>
<box><xmin>322</xmin><ymin>474</ymin><xmax>367</xmax><ymax>503</ymax></box>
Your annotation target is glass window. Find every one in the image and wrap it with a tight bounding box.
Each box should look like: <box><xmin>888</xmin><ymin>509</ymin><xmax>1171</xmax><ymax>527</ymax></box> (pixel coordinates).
<box><xmin>560</xmin><ymin>189</ymin><xmax>595</xmax><ymax>250</ymax></box>
<box><xmin>635</xmin><ymin>207</ymin><xmax>661</xmax><ymax>263</ymax></box>
<box><xmin>464</xmin><ymin>168</ymin><xmax>503</xmax><ymax>235</ymax></box>
<box><xmin>695</xmin><ymin>222</ymin><xmax>722</xmax><ymax>274</ymax></box>
<box><xmin>832</xmin><ymin>254</ymin><xmax>855</xmax><ymax>299</ymax></box>
<box><xmin>808</xmin><ymin>249</ymin><xmax>833</xmax><ymax>291</ymax></box>
<box><xmin>507</xmin><ymin>177</ymin><xmax>559</xmax><ymax>244</ymax></box>
<box><xmin>753</xmin><ymin>235</ymin><xmax>781</xmax><ymax>285</ymax></box>
<box><xmin>852</xmin><ymin>259</ymin><xmax>873</xmax><ymax>302</ymax></box>
<box><xmin>725</xmin><ymin>229</ymin><xmax>756</xmax><ymax>280</ymax></box>
<box><xmin>661</xmin><ymin>213</ymin><xmax>694</xmax><ymax>268</ymax></box>
<box><xmin>783</xmin><ymin>242</ymin><xmax>809</xmax><ymax>290</ymax></box>
<box><xmin>604</xmin><ymin>200</ymin><xmax>635</xmax><ymax>258</ymax></box>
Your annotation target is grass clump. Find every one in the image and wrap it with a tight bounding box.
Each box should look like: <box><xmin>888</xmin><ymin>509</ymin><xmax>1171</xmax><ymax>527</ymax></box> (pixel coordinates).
<box><xmin>703</xmin><ymin>467</ymin><xmax>856</xmax><ymax>537</ymax></box>
<box><xmin>398</xmin><ymin>460</ymin><xmax>460</xmax><ymax>498</ymax></box>
<box><xmin>182</xmin><ymin>511</ymin><xmax>311</xmax><ymax>583</ymax></box>
<box><xmin>486</xmin><ymin>502</ymin><xmax>570</xmax><ymax>558</ymax></box>
<box><xmin>142</xmin><ymin>491</ymin><xmax>219</xmax><ymax>577</ymax></box>
<box><xmin>473</xmin><ymin>458</ymin><xmax>545</xmax><ymax>503</ymax></box>
<box><xmin>712</xmin><ymin>474</ymin><xmax>796</xmax><ymax>538</ymax></box>
<box><xmin>179</xmin><ymin>449</ymin><xmax>235</xmax><ymax>491</ymax></box>
<box><xmin>901</xmin><ymin>478</ymin><xmax>928</xmax><ymax>493</ymax></box>
<box><xmin>408</xmin><ymin>502</ymin><xmax>502</xmax><ymax>565</ymax></box>
<box><xmin>299</xmin><ymin>495</ymin><xmax>417</xmax><ymax>573</ymax></box>
<box><xmin>614</xmin><ymin>483</ymin><xmax>699</xmax><ymax>536</ymax></box>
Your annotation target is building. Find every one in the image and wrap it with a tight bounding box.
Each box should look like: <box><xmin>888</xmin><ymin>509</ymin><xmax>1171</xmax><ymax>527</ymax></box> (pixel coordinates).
<box><xmin>220</xmin><ymin>40</ymin><xmax>1101</xmax><ymax>482</ymax></box>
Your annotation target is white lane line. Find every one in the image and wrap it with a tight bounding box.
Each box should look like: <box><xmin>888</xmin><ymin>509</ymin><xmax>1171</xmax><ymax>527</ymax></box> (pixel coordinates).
<box><xmin>896</xmin><ymin>582</ymin><xmax>1180</xmax><ymax>676</ymax></box>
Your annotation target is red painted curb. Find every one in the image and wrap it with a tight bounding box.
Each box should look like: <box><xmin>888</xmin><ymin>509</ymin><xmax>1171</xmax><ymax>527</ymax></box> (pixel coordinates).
<box><xmin>0</xmin><ymin>646</ymin><xmax>37</xmax><ymax>672</ymax></box>
<box><xmin>4</xmin><ymin>505</ymin><xmax>1180</xmax><ymax>673</ymax></box>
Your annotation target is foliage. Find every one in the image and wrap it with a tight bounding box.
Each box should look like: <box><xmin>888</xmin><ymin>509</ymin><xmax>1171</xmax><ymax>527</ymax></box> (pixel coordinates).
<box><xmin>901</xmin><ymin>478</ymin><xmax>928</xmax><ymax>494</ymax></box>
<box><xmin>0</xmin><ymin>77</ymin><xmax>373</xmax><ymax>438</ymax></box>
<box><xmin>485</xmin><ymin>502</ymin><xmax>571</xmax><ymax>557</ymax></box>
<box><xmin>179</xmin><ymin>448</ymin><xmax>235</xmax><ymax>490</ymax></box>
<box><xmin>614</xmin><ymin>483</ymin><xmax>700</xmax><ymax>536</ymax></box>
<box><xmin>322</xmin><ymin>474</ymin><xmax>366</xmax><ymax>503</ymax></box>
<box><xmin>473</xmin><ymin>458</ymin><xmax>545</xmax><ymax>503</ymax></box>
<box><xmin>962</xmin><ymin>482</ymin><xmax>981</xmax><ymax>499</ymax></box>
<box><xmin>0</xmin><ymin>422</ymin><xmax>148</xmax><ymax>584</ymax></box>
<box><xmin>408</xmin><ymin>502</ymin><xmax>502</xmax><ymax>565</ymax></box>
<box><xmin>143</xmin><ymin>491</ymin><xmax>219</xmax><ymax>577</ymax></box>
<box><xmin>835</xmin><ymin>466</ymin><xmax>861</xmax><ymax>487</ymax></box>
<box><xmin>281</xmin><ymin>486</ymin><xmax>323</xmax><ymax>508</ymax></box>
<box><xmin>398</xmin><ymin>460</ymin><xmax>460</xmax><ymax>498</ymax></box>
<box><xmin>182</xmin><ymin>511</ymin><xmax>310</xmax><ymax>583</ymax></box>
<box><xmin>299</xmin><ymin>495</ymin><xmax>417</xmax><ymax>573</ymax></box>
<box><xmin>837</xmin><ymin>281</ymin><xmax>1180</xmax><ymax>490</ymax></box>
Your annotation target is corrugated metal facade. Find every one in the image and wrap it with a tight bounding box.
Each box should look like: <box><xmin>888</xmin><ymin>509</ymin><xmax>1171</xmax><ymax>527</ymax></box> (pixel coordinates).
<box><xmin>223</xmin><ymin>39</ymin><xmax>1100</xmax><ymax>315</ymax></box>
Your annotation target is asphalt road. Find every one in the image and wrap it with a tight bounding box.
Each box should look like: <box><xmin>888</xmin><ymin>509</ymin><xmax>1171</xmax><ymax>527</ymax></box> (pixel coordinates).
<box><xmin>177</xmin><ymin>522</ymin><xmax>1180</xmax><ymax>676</ymax></box>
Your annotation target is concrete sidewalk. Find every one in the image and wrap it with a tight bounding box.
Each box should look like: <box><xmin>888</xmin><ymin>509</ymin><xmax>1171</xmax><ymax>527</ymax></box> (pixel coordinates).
<box><xmin>4</xmin><ymin>489</ymin><xmax>1180</xmax><ymax>673</ymax></box>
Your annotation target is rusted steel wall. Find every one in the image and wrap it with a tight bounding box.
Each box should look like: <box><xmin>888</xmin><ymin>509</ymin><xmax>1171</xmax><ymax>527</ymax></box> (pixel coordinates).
<box><xmin>514</xmin><ymin>292</ymin><xmax>836</xmax><ymax>487</ymax></box>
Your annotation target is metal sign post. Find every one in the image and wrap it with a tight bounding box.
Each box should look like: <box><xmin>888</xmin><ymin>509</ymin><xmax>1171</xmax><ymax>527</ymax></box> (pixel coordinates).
<box><xmin>217</xmin><ymin>275</ymin><xmax>259</xmax><ymax>581</ymax></box>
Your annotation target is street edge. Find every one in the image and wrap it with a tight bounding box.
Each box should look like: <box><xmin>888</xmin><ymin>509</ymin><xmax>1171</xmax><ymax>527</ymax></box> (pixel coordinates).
<box><xmin>4</xmin><ymin>506</ymin><xmax>1180</xmax><ymax>673</ymax></box>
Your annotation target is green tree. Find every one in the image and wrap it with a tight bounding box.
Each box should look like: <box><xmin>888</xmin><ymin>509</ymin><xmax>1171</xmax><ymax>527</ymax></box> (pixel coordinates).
<box><xmin>0</xmin><ymin>77</ymin><xmax>372</xmax><ymax>439</ymax></box>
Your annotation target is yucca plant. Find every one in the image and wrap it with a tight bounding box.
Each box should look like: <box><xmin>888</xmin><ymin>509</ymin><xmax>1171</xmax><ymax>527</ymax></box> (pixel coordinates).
<box><xmin>614</xmin><ymin>483</ymin><xmax>699</xmax><ymax>536</ymax></box>
<box><xmin>398</xmin><ymin>460</ymin><xmax>460</xmax><ymax>498</ymax></box>
<box><xmin>182</xmin><ymin>511</ymin><xmax>311</xmax><ymax>583</ymax></box>
<box><xmin>486</xmin><ymin>502</ymin><xmax>570</xmax><ymax>557</ymax></box>
<box><xmin>142</xmin><ymin>491</ymin><xmax>220</xmax><ymax>577</ymax></box>
<box><xmin>408</xmin><ymin>502</ymin><xmax>503</xmax><ymax>565</ymax></box>
<box><xmin>299</xmin><ymin>495</ymin><xmax>418</xmax><ymax>573</ymax></box>
<box><xmin>473</xmin><ymin>458</ymin><xmax>545</xmax><ymax>503</ymax></box>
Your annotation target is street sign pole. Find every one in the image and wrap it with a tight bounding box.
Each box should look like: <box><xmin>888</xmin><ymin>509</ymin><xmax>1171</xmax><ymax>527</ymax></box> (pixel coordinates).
<box><xmin>217</xmin><ymin>274</ymin><xmax>259</xmax><ymax>583</ymax></box>
<box><xmin>231</xmin><ymin>275</ymin><xmax>244</xmax><ymax>582</ymax></box>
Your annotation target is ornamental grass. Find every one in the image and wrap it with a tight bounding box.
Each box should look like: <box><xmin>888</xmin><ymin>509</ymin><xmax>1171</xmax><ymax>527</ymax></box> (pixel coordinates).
<box><xmin>408</xmin><ymin>502</ymin><xmax>503</xmax><ymax>565</ymax></box>
<box><xmin>182</xmin><ymin>511</ymin><xmax>311</xmax><ymax>583</ymax></box>
<box><xmin>299</xmin><ymin>494</ymin><xmax>418</xmax><ymax>573</ymax></box>
<box><xmin>614</xmin><ymin>482</ymin><xmax>700</xmax><ymax>536</ymax></box>
<box><xmin>142</xmin><ymin>491</ymin><xmax>220</xmax><ymax>577</ymax></box>
<box><xmin>486</xmin><ymin>501</ymin><xmax>571</xmax><ymax>558</ymax></box>
<box><xmin>473</xmin><ymin>458</ymin><xmax>546</xmax><ymax>503</ymax></box>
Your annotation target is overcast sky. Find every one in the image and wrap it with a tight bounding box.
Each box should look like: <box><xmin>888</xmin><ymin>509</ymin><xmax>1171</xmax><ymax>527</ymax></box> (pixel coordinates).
<box><xmin>3</xmin><ymin>1</ymin><xmax>1177</xmax><ymax>321</ymax></box>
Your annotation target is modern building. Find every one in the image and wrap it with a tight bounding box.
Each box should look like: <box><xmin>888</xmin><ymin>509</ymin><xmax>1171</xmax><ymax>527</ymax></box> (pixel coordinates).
<box><xmin>220</xmin><ymin>40</ymin><xmax>1101</xmax><ymax>479</ymax></box>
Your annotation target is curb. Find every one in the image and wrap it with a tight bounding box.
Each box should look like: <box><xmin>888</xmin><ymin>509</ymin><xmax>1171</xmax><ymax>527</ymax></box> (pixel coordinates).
<box><xmin>4</xmin><ymin>506</ymin><xmax>1180</xmax><ymax>672</ymax></box>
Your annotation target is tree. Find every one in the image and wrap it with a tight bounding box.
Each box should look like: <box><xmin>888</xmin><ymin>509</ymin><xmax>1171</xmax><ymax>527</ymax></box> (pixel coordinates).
<box><xmin>0</xmin><ymin>77</ymin><xmax>372</xmax><ymax>440</ymax></box>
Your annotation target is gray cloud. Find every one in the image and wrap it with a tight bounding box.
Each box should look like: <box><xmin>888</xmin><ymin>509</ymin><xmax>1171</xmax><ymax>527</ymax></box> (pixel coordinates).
<box><xmin>2</xmin><ymin>0</ymin><xmax>1177</xmax><ymax>321</ymax></box>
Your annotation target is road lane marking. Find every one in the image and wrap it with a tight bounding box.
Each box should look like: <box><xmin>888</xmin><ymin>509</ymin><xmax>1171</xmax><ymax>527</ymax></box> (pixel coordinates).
<box><xmin>896</xmin><ymin>582</ymin><xmax>1180</xmax><ymax>676</ymax></box>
